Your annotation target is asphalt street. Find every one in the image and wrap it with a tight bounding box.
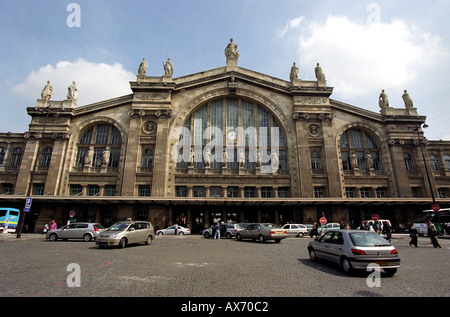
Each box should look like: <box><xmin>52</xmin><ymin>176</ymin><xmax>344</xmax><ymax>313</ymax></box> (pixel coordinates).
<box><xmin>1</xmin><ymin>232</ymin><xmax>449</xmax><ymax>300</ymax></box>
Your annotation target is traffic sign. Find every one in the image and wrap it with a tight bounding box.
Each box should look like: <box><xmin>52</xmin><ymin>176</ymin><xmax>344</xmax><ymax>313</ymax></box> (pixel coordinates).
<box><xmin>23</xmin><ymin>207</ymin><xmax>30</xmax><ymax>213</ymax></box>
<box><xmin>69</xmin><ymin>210</ymin><xmax>75</xmax><ymax>217</ymax></box>
<box><xmin>25</xmin><ymin>197</ymin><xmax>32</xmax><ymax>208</ymax></box>
<box><xmin>371</xmin><ymin>214</ymin><xmax>379</xmax><ymax>220</ymax></box>
<box><xmin>319</xmin><ymin>217</ymin><xmax>327</xmax><ymax>224</ymax></box>
<box><xmin>432</xmin><ymin>204</ymin><xmax>440</xmax><ymax>212</ymax></box>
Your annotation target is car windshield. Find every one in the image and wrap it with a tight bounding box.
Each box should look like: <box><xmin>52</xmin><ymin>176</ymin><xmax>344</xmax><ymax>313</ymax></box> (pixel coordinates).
<box><xmin>107</xmin><ymin>222</ymin><xmax>130</xmax><ymax>231</ymax></box>
<box><xmin>262</xmin><ymin>223</ymin><xmax>281</xmax><ymax>229</ymax></box>
<box><xmin>349</xmin><ymin>232</ymin><xmax>392</xmax><ymax>247</ymax></box>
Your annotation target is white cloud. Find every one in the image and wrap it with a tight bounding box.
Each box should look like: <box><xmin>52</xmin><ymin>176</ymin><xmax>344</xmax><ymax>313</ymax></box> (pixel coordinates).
<box><xmin>277</xmin><ymin>16</ymin><xmax>305</xmax><ymax>38</ymax></box>
<box><xmin>13</xmin><ymin>58</ymin><xmax>135</xmax><ymax>106</ymax></box>
<box><xmin>280</xmin><ymin>15</ymin><xmax>444</xmax><ymax>102</ymax></box>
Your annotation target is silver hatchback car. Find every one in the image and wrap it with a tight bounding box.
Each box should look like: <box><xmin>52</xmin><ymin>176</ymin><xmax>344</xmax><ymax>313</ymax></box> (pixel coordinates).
<box><xmin>96</xmin><ymin>220</ymin><xmax>154</xmax><ymax>248</ymax></box>
<box><xmin>307</xmin><ymin>230</ymin><xmax>400</xmax><ymax>275</ymax></box>
<box><xmin>46</xmin><ymin>222</ymin><xmax>105</xmax><ymax>242</ymax></box>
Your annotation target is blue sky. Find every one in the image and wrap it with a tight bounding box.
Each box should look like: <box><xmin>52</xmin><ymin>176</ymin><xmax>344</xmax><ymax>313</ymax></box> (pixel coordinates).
<box><xmin>1</xmin><ymin>0</ymin><xmax>449</xmax><ymax>140</ymax></box>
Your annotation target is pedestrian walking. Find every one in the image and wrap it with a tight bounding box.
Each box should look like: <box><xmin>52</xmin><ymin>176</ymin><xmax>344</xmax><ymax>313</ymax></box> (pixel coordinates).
<box><xmin>310</xmin><ymin>222</ymin><xmax>319</xmax><ymax>238</ymax></box>
<box><xmin>174</xmin><ymin>223</ymin><xmax>179</xmax><ymax>235</ymax></box>
<box><xmin>409</xmin><ymin>223</ymin><xmax>418</xmax><ymax>247</ymax></box>
<box><xmin>49</xmin><ymin>220</ymin><xmax>57</xmax><ymax>231</ymax></box>
<box><xmin>427</xmin><ymin>221</ymin><xmax>442</xmax><ymax>248</ymax></box>
<box><xmin>383</xmin><ymin>221</ymin><xmax>392</xmax><ymax>242</ymax></box>
<box><xmin>213</xmin><ymin>222</ymin><xmax>220</xmax><ymax>239</ymax></box>
<box><xmin>43</xmin><ymin>224</ymin><xmax>49</xmax><ymax>235</ymax></box>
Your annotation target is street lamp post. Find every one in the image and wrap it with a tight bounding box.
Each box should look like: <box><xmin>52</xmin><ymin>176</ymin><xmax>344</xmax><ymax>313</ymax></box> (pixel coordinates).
<box><xmin>410</xmin><ymin>124</ymin><xmax>442</xmax><ymax>228</ymax></box>
<box><xmin>411</xmin><ymin>124</ymin><xmax>436</xmax><ymax>204</ymax></box>
<box><xmin>16</xmin><ymin>106</ymin><xmax>52</xmax><ymax>238</ymax></box>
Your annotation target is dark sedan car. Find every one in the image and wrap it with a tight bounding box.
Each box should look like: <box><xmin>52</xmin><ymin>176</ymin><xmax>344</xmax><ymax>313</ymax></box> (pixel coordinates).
<box><xmin>307</xmin><ymin>230</ymin><xmax>400</xmax><ymax>275</ymax></box>
<box><xmin>236</xmin><ymin>223</ymin><xmax>287</xmax><ymax>243</ymax></box>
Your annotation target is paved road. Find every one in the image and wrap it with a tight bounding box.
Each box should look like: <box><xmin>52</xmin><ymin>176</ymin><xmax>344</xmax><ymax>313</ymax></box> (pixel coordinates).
<box><xmin>1</xmin><ymin>233</ymin><xmax>449</xmax><ymax>299</ymax></box>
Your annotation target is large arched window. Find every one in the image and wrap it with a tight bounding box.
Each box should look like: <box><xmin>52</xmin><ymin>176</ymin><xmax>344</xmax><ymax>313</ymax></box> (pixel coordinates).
<box><xmin>176</xmin><ymin>98</ymin><xmax>287</xmax><ymax>172</ymax></box>
<box><xmin>340</xmin><ymin>128</ymin><xmax>381</xmax><ymax>170</ymax></box>
<box><xmin>76</xmin><ymin>124</ymin><xmax>122</xmax><ymax>168</ymax></box>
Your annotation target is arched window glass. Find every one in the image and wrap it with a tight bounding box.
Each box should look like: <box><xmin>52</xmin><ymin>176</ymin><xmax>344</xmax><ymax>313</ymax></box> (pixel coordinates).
<box><xmin>177</xmin><ymin>98</ymin><xmax>287</xmax><ymax>172</ymax></box>
<box><xmin>340</xmin><ymin>128</ymin><xmax>381</xmax><ymax>170</ymax></box>
<box><xmin>76</xmin><ymin>124</ymin><xmax>122</xmax><ymax>168</ymax></box>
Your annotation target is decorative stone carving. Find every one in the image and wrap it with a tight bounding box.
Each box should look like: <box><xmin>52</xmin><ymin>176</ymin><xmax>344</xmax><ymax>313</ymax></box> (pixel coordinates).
<box><xmin>402</xmin><ymin>90</ymin><xmax>413</xmax><ymax>108</ymax></box>
<box><xmin>290</xmin><ymin>62</ymin><xmax>299</xmax><ymax>82</ymax></box>
<box><xmin>41</xmin><ymin>81</ymin><xmax>53</xmax><ymax>103</ymax></box>
<box><xmin>163</xmin><ymin>58</ymin><xmax>173</xmax><ymax>77</ymax></box>
<box><xmin>224</xmin><ymin>38</ymin><xmax>239</xmax><ymax>66</ymax></box>
<box><xmin>378</xmin><ymin>89</ymin><xmax>389</xmax><ymax>109</ymax></box>
<box><xmin>138</xmin><ymin>58</ymin><xmax>148</xmax><ymax>76</ymax></box>
<box><xmin>315</xmin><ymin>63</ymin><xmax>326</xmax><ymax>84</ymax></box>
<box><xmin>142</xmin><ymin>121</ymin><xmax>157</xmax><ymax>135</ymax></box>
<box><xmin>308</xmin><ymin>124</ymin><xmax>321</xmax><ymax>137</ymax></box>
<box><xmin>66</xmin><ymin>81</ymin><xmax>78</xmax><ymax>105</ymax></box>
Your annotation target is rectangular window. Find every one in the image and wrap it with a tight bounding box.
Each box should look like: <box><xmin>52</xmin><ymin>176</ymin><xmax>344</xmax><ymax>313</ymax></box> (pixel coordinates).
<box><xmin>210</xmin><ymin>186</ymin><xmax>221</xmax><ymax>198</ymax></box>
<box><xmin>227</xmin><ymin>186</ymin><xmax>239</xmax><ymax>198</ymax></box>
<box><xmin>244</xmin><ymin>186</ymin><xmax>255</xmax><ymax>198</ymax></box>
<box><xmin>193</xmin><ymin>186</ymin><xmax>205</xmax><ymax>197</ymax></box>
<box><xmin>88</xmin><ymin>185</ymin><xmax>100</xmax><ymax>196</ymax></box>
<box><xmin>104</xmin><ymin>185</ymin><xmax>116</xmax><ymax>196</ymax></box>
<box><xmin>33</xmin><ymin>183</ymin><xmax>45</xmax><ymax>196</ymax></box>
<box><xmin>314</xmin><ymin>187</ymin><xmax>324</xmax><ymax>198</ymax></box>
<box><xmin>345</xmin><ymin>188</ymin><xmax>355</xmax><ymax>198</ymax></box>
<box><xmin>261</xmin><ymin>187</ymin><xmax>272</xmax><ymax>198</ymax></box>
<box><xmin>70</xmin><ymin>184</ymin><xmax>82</xmax><ymax>196</ymax></box>
<box><xmin>138</xmin><ymin>185</ymin><xmax>151</xmax><ymax>197</ymax></box>
<box><xmin>376</xmin><ymin>188</ymin><xmax>387</xmax><ymax>198</ymax></box>
<box><xmin>411</xmin><ymin>187</ymin><xmax>420</xmax><ymax>198</ymax></box>
<box><xmin>360</xmin><ymin>187</ymin><xmax>370</xmax><ymax>198</ymax></box>
<box><xmin>277</xmin><ymin>187</ymin><xmax>289</xmax><ymax>198</ymax></box>
<box><xmin>438</xmin><ymin>188</ymin><xmax>447</xmax><ymax>198</ymax></box>
<box><xmin>176</xmin><ymin>186</ymin><xmax>188</xmax><ymax>197</ymax></box>
<box><xmin>94</xmin><ymin>125</ymin><xmax>109</xmax><ymax>144</ymax></box>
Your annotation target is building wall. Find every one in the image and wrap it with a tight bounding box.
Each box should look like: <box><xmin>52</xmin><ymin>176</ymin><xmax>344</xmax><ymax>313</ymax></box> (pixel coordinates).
<box><xmin>1</xmin><ymin>64</ymin><xmax>450</xmax><ymax>232</ymax></box>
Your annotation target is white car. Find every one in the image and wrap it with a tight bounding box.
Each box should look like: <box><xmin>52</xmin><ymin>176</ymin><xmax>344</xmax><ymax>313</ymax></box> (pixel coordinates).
<box><xmin>281</xmin><ymin>224</ymin><xmax>308</xmax><ymax>237</ymax></box>
<box><xmin>156</xmin><ymin>225</ymin><xmax>191</xmax><ymax>235</ymax></box>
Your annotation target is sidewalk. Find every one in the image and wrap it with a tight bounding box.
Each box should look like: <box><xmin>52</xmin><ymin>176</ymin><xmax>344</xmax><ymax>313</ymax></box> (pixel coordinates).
<box><xmin>0</xmin><ymin>232</ymin><xmax>44</xmax><ymax>241</ymax></box>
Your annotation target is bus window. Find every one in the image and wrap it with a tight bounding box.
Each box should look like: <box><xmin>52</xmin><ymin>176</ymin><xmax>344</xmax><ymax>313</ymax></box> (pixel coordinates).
<box><xmin>0</xmin><ymin>208</ymin><xmax>20</xmax><ymax>233</ymax></box>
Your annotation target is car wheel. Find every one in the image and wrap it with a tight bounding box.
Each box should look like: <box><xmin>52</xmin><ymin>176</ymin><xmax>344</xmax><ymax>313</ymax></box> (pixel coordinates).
<box><xmin>297</xmin><ymin>232</ymin><xmax>304</xmax><ymax>238</ymax></box>
<box><xmin>236</xmin><ymin>233</ymin><xmax>242</xmax><ymax>241</ymax></box>
<box><xmin>48</xmin><ymin>233</ymin><xmax>57</xmax><ymax>241</ymax></box>
<box><xmin>145</xmin><ymin>235</ymin><xmax>153</xmax><ymax>245</ymax></box>
<box><xmin>204</xmin><ymin>232</ymin><xmax>211</xmax><ymax>238</ymax></box>
<box><xmin>178</xmin><ymin>231</ymin><xmax>184</xmax><ymax>235</ymax></box>
<box><xmin>226</xmin><ymin>232</ymin><xmax>232</xmax><ymax>239</ymax></box>
<box><xmin>341</xmin><ymin>257</ymin><xmax>353</xmax><ymax>274</ymax></box>
<box><xmin>258</xmin><ymin>235</ymin><xmax>265</xmax><ymax>243</ymax></box>
<box><xmin>157</xmin><ymin>232</ymin><xmax>164</xmax><ymax>235</ymax></box>
<box><xmin>83</xmin><ymin>234</ymin><xmax>92</xmax><ymax>242</ymax></box>
<box><xmin>309</xmin><ymin>248</ymin><xmax>318</xmax><ymax>261</ymax></box>
<box><xmin>118</xmin><ymin>238</ymin><xmax>127</xmax><ymax>248</ymax></box>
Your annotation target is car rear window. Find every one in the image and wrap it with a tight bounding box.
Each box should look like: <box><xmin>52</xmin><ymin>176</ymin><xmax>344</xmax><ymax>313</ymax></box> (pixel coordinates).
<box><xmin>349</xmin><ymin>232</ymin><xmax>392</xmax><ymax>247</ymax></box>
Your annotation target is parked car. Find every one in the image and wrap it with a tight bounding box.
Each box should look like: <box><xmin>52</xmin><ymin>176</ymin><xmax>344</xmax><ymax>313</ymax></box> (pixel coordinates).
<box><xmin>305</xmin><ymin>224</ymin><xmax>313</xmax><ymax>235</ymax></box>
<box><xmin>281</xmin><ymin>224</ymin><xmax>308</xmax><ymax>237</ymax></box>
<box><xmin>46</xmin><ymin>222</ymin><xmax>105</xmax><ymax>242</ymax></box>
<box><xmin>317</xmin><ymin>222</ymin><xmax>341</xmax><ymax>234</ymax></box>
<box><xmin>96</xmin><ymin>220</ymin><xmax>154</xmax><ymax>248</ymax></box>
<box><xmin>236</xmin><ymin>223</ymin><xmax>288</xmax><ymax>243</ymax></box>
<box><xmin>156</xmin><ymin>225</ymin><xmax>191</xmax><ymax>235</ymax></box>
<box><xmin>307</xmin><ymin>230</ymin><xmax>400</xmax><ymax>275</ymax></box>
<box><xmin>202</xmin><ymin>222</ymin><xmax>244</xmax><ymax>239</ymax></box>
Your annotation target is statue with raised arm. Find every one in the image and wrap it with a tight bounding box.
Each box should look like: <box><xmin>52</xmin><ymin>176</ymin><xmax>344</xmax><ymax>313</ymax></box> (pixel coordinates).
<box><xmin>402</xmin><ymin>90</ymin><xmax>413</xmax><ymax>108</ymax></box>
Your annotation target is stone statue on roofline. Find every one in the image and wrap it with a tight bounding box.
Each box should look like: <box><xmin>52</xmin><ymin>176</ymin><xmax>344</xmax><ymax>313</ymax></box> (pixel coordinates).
<box><xmin>378</xmin><ymin>89</ymin><xmax>389</xmax><ymax>109</ymax></box>
<box><xmin>163</xmin><ymin>58</ymin><xmax>174</xmax><ymax>77</ymax></box>
<box><xmin>402</xmin><ymin>90</ymin><xmax>414</xmax><ymax>108</ymax></box>
<box><xmin>290</xmin><ymin>62</ymin><xmax>299</xmax><ymax>82</ymax></box>
<box><xmin>67</xmin><ymin>81</ymin><xmax>78</xmax><ymax>105</ymax></box>
<box><xmin>225</xmin><ymin>38</ymin><xmax>239</xmax><ymax>66</ymax></box>
<box><xmin>41</xmin><ymin>81</ymin><xmax>53</xmax><ymax>104</ymax></box>
<box><xmin>138</xmin><ymin>58</ymin><xmax>148</xmax><ymax>76</ymax></box>
<box><xmin>315</xmin><ymin>63</ymin><xmax>326</xmax><ymax>82</ymax></box>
